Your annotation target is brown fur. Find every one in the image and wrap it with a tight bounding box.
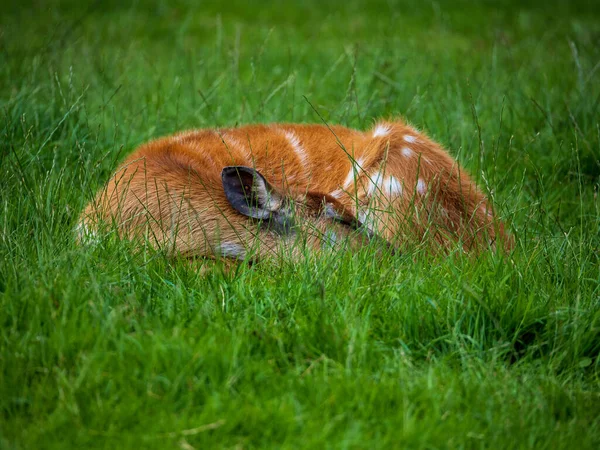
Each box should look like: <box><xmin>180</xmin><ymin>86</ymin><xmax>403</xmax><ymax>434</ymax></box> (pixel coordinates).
<box><xmin>79</xmin><ymin>119</ymin><xmax>511</xmax><ymax>259</ymax></box>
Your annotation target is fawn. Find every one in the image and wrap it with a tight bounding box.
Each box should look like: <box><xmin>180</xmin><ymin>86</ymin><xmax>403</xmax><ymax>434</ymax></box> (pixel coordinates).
<box><xmin>79</xmin><ymin>119</ymin><xmax>509</xmax><ymax>259</ymax></box>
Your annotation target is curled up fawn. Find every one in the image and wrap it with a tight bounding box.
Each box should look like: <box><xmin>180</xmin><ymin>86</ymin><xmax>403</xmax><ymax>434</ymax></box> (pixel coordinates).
<box><xmin>78</xmin><ymin>119</ymin><xmax>511</xmax><ymax>261</ymax></box>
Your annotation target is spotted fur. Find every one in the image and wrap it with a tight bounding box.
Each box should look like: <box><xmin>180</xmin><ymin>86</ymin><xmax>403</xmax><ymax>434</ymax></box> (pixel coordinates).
<box><xmin>80</xmin><ymin>119</ymin><xmax>510</xmax><ymax>257</ymax></box>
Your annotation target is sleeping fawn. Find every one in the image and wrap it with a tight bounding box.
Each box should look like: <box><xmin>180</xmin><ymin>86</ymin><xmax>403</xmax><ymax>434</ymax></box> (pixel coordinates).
<box><xmin>79</xmin><ymin>119</ymin><xmax>510</xmax><ymax>260</ymax></box>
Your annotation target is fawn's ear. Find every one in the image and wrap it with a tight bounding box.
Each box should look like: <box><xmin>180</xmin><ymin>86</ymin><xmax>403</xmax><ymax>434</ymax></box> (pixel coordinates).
<box><xmin>221</xmin><ymin>166</ymin><xmax>283</xmax><ymax>219</ymax></box>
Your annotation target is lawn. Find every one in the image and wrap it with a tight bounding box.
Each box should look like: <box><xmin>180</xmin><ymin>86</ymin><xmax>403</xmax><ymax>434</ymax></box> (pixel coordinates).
<box><xmin>1</xmin><ymin>0</ymin><xmax>599</xmax><ymax>448</ymax></box>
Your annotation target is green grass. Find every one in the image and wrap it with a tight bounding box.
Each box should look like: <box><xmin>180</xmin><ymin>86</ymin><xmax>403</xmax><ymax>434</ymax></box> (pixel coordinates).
<box><xmin>1</xmin><ymin>0</ymin><xmax>600</xmax><ymax>448</ymax></box>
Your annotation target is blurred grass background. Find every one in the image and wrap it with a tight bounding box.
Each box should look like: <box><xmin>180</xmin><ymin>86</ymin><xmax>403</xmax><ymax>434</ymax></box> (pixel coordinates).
<box><xmin>1</xmin><ymin>0</ymin><xmax>599</xmax><ymax>448</ymax></box>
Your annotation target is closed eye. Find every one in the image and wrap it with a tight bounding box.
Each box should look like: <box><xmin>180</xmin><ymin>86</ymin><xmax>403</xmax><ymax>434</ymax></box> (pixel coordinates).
<box><xmin>322</xmin><ymin>202</ymin><xmax>362</xmax><ymax>230</ymax></box>
<box><xmin>323</xmin><ymin>203</ymin><xmax>397</xmax><ymax>255</ymax></box>
<box><xmin>329</xmin><ymin>213</ymin><xmax>361</xmax><ymax>231</ymax></box>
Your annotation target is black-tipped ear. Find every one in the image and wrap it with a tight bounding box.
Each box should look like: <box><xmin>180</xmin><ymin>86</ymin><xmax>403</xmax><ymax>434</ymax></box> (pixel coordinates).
<box><xmin>221</xmin><ymin>166</ymin><xmax>283</xmax><ymax>219</ymax></box>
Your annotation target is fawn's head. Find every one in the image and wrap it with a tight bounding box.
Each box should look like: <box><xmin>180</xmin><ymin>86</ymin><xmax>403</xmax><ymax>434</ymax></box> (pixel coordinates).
<box><xmin>221</xmin><ymin>166</ymin><xmax>391</xmax><ymax>259</ymax></box>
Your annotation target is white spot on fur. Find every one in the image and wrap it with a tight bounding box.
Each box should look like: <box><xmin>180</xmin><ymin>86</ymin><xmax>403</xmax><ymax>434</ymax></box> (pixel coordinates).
<box><xmin>343</xmin><ymin>157</ymin><xmax>367</xmax><ymax>188</ymax></box>
<box><xmin>417</xmin><ymin>178</ymin><xmax>426</xmax><ymax>194</ymax></box>
<box><xmin>343</xmin><ymin>170</ymin><xmax>355</xmax><ymax>188</ymax></box>
<box><xmin>283</xmin><ymin>130</ymin><xmax>309</xmax><ymax>168</ymax></box>
<box><xmin>365</xmin><ymin>172</ymin><xmax>403</xmax><ymax>197</ymax></box>
<box><xmin>366</xmin><ymin>171</ymin><xmax>384</xmax><ymax>195</ymax></box>
<box><xmin>217</xmin><ymin>242</ymin><xmax>246</xmax><ymax>259</ymax></box>
<box><xmin>385</xmin><ymin>176</ymin><xmax>403</xmax><ymax>196</ymax></box>
<box><xmin>402</xmin><ymin>147</ymin><xmax>414</xmax><ymax>158</ymax></box>
<box><xmin>404</xmin><ymin>135</ymin><xmax>417</xmax><ymax>143</ymax></box>
<box><xmin>373</xmin><ymin>124</ymin><xmax>391</xmax><ymax>138</ymax></box>
<box><xmin>329</xmin><ymin>189</ymin><xmax>343</xmax><ymax>199</ymax></box>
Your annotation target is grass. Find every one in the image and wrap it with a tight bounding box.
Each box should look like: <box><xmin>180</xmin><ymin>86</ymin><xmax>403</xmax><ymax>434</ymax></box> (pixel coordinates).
<box><xmin>1</xmin><ymin>0</ymin><xmax>599</xmax><ymax>448</ymax></box>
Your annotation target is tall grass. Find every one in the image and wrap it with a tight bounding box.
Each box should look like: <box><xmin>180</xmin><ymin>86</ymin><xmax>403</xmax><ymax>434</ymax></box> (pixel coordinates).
<box><xmin>1</xmin><ymin>0</ymin><xmax>599</xmax><ymax>448</ymax></box>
